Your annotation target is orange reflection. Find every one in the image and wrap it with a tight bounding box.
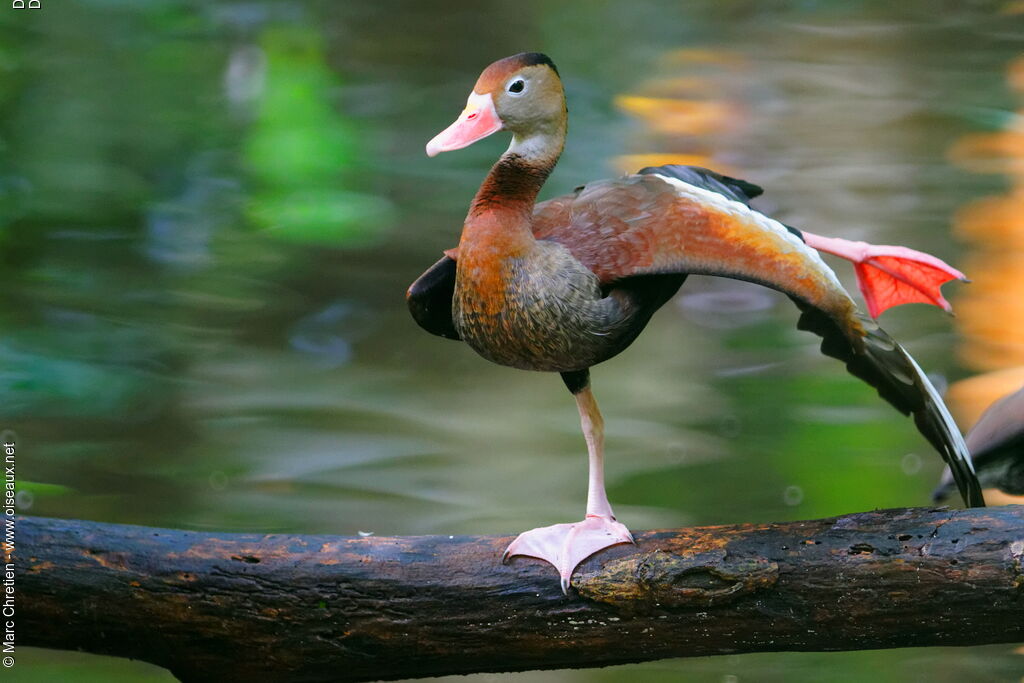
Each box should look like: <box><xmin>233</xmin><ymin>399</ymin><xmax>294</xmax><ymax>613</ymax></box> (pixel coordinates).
<box><xmin>948</xmin><ymin>55</ymin><xmax>1024</xmax><ymax>503</ymax></box>
<box><xmin>612</xmin><ymin>49</ymin><xmax>746</xmax><ymax>176</ymax></box>
<box><xmin>613</xmin><ymin>153</ymin><xmax>733</xmax><ymax>177</ymax></box>
<box><xmin>947</xmin><ymin>367</ymin><xmax>1024</xmax><ymax>432</ymax></box>
<box><xmin>999</xmin><ymin>0</ymin><xmax>1024</xmax><ymax>15</ymax></box>
<box><xmin>614</xmin><ymin>95</ymin><xmax>736</xmax><ymax>136</ymax></box>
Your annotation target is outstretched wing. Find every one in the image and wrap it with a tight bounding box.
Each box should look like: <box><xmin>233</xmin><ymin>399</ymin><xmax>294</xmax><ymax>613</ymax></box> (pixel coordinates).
<box><xmin>534</xmin><ymin>171</ymin><xmax>856</xmax><ymax>331</ymax></box>
<box><xmin>534</xmin><ymin>167</ymin><xmax>983</xmax><ymax>507</ymax></box>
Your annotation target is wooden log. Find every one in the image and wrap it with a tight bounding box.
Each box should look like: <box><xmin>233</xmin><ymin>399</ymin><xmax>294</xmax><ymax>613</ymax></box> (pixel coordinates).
<box><xmin>17</xmin><ymin>507</ymin><xmax>1024</xmax><ymax>681</ymax></box>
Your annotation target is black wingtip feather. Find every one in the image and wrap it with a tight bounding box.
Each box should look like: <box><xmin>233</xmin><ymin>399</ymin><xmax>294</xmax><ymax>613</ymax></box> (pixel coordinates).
<box><xmin>789</xmin><ymin>296</ymin><xmax>984</xmax><ymax>508</ymax></box>
<box><xmin>637</xmin><ymin>165</ymin><xmax>764</xmax><ymax>205</ymax></box>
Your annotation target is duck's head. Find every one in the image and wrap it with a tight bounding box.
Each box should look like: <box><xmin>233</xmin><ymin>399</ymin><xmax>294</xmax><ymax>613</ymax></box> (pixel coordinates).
<box><xmin>426</xmin><ymin>52</ymin><xmax>565</xmax><ymax>158</ymax></box>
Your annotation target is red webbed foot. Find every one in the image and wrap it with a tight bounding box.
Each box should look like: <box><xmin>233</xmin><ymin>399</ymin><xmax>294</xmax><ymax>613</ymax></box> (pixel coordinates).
<box><xmin>503</xmin><ymin>515</ymin><xmax>634</xmax><ymax>594</ymax></box>
<box><xmin>802</xmin><ymin>232</ymin><xmax>968</xmax><ymax>319</ymax></box>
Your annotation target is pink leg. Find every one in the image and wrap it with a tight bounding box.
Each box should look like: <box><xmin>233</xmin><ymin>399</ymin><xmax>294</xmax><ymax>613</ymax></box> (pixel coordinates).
<box><xmin>503</xmin><ymin>386</ymin><xmax>633</xmax><ymax>594</ymax></box>
<box><xmin>802</xmin><ymin>232</ymin><xmax>968</xmax><ymax>319</ymax></box>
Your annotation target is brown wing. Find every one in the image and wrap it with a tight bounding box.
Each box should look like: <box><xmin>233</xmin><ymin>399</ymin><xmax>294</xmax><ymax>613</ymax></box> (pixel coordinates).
<box><xmin>533</xmin><ymin>171</ymin><xmax>982</xmax><ymax>507</ymax></box>
<box><xmin>534</xmin><ymin>173</ymin><xmax>862</xmax><ymax>338</ymax></box>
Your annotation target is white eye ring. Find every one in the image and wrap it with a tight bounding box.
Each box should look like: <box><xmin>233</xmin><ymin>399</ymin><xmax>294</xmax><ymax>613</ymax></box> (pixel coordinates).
<box><xmin>506</xmin><ymin>78</ymin><xmax>527</xmax><ymax>96</ymax></box>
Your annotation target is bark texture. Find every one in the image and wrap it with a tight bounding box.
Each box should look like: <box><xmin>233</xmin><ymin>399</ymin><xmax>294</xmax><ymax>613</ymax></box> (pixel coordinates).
<box><xmin>18</xmin><ymin>507</ymin><xmax>1024</xmax><ymax>682</ymax></box>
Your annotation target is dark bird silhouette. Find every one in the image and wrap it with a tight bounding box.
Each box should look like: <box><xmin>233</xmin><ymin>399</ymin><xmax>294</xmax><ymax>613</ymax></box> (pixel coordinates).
<box><xmin>935</xmin><ymin>383</ymin><xmax>1024</xmax><ymax>501</ymax></box>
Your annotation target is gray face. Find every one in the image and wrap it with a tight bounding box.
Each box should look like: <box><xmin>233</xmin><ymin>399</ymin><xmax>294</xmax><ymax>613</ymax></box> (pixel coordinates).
<box><xmin>489</xmin><ymin>65</ymin><xmax>566</xmax><ymax>139</ymax></box>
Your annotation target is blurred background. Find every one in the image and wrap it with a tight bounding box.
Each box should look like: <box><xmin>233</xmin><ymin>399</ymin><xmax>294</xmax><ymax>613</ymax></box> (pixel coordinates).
<box><xmin>3</xmin><ymin>0</ymin><xmax>1024</xmax><ymax>681</ymax></box>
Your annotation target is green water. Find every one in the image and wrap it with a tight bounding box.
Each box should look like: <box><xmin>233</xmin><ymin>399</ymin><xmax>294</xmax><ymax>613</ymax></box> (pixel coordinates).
<box><xmin>3</xmin><ymin>1</ymin><xmax>1022</xmax><ymax>681</ymax></box>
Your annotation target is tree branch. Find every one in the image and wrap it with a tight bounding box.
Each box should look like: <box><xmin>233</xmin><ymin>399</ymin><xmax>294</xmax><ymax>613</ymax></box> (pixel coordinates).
<box><xmin>18</xmin><ymin>507</ymin><xmax>1024</xmax><ymax>681</ymax></box>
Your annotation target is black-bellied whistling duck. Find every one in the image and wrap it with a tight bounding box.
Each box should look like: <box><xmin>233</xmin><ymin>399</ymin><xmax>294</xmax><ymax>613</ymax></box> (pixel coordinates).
<box><xmin>408</xmin><ymin>52</ymin><xmax>984</xmax><ymax>592</ymax></box>
<box><xmin>935</xmin><ymin>384</ymin><xmax>1024</xmax><ymax>501</ymax></box>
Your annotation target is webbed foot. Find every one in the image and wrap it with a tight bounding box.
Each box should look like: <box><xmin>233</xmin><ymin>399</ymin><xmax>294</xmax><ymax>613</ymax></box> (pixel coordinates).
<box><xmin>503</xmin><ymin>514</ymin><xmax>634</xmax><ymax>594</ymax></box>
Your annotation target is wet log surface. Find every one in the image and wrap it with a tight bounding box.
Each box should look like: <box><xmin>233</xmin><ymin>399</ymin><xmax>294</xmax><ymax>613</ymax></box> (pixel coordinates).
<box><xmin>19</xmin><ymin>507</ymin><xmax>1024</xmax><ymax>682</ymax></box>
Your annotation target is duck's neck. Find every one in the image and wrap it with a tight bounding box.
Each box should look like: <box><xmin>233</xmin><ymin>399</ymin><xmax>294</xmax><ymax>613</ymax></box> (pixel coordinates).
<box><xmin>465</xmin><ymin>125</ymin><xmax>565</xmax><ymax>231</ymax></box>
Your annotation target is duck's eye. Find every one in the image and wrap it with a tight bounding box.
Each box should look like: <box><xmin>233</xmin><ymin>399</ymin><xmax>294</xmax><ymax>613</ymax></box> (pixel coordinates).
<box><xmin>508</xmin><ymin>79</ymin><xmax>525</xmax><ymax>94</ymax></box>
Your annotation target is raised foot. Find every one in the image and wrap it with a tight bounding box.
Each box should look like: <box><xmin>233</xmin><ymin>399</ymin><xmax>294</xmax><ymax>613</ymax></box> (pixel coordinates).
<box><xmin>802</xmin><ymin>233</ymin><xmax>968</xmax><ymax>319</ymax></box>
<box><xmin>502</xmin><ymin>515</ymin><xmax>634</xmax><ymax>594</ymax></box>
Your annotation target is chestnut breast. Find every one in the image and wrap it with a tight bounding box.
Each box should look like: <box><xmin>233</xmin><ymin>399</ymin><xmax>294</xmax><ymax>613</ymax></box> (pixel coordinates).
<box><xmin>453</xmin><ymin>239</ymin><xmax>631</xmax><ymax>372</ymax></box>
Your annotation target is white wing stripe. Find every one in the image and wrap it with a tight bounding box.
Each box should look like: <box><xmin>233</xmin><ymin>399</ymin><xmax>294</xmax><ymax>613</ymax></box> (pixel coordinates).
<box><xmin>651</xmin><ymin>173</ymin><xmax>846</xmax><ymax>294</ymax></box>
